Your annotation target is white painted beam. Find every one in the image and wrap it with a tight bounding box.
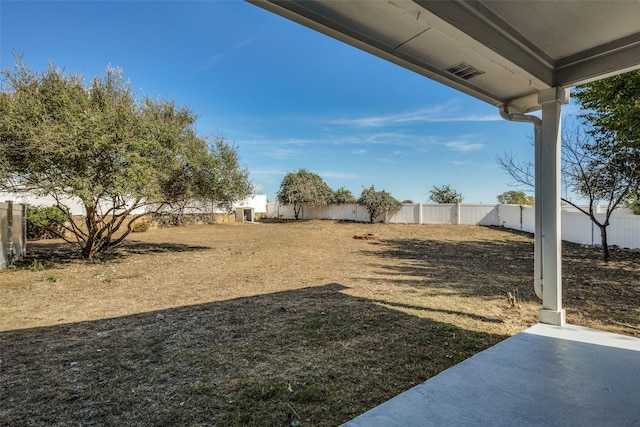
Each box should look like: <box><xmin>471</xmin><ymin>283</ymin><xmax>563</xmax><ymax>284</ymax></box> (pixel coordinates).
<box><xmin>555</xmin><ymin>35</ymin><xmax>640</xmax><ymax>87</ymax></box>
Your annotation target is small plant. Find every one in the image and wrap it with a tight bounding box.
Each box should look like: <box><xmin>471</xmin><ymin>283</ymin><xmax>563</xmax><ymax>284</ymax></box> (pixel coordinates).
<box><xmin>45</xmin><ymin>274</ymin><xmax>59</xmax><ymax>283</ymax></box>
<box><xmin>228</xmin><ymin>247</ymin><xmax>243</xmax><ymax>255</ymax></box>
<box><xmin>29</xmin><ymin>259</ymin><xmax>44</xmax><ymax>272</ymax></box>
<box><xmin>506</xmin><ymin>288</ymin><xmax>520</xmax><ymax>308</ymax></box>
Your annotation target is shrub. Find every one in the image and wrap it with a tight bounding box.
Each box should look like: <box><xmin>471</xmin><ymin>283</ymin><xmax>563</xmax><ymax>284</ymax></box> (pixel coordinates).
<box><xmin>357</xmin><ymin>185</ymin><xmax>401</xmax><ymax>223</ymax></box>
<box><xmin>131</xmin><ymin>217</ymin><xmax>150</xmax><ymax>232</ymax></box>
<box><xmin>429</xmin><ymin>184</ymin><xmax>463</xmax><ymax>204</ymax></box>
<box><xmin>26</xmin><ymin>205</ymin><xmax>67</xmax><ymax>240</ymax></box>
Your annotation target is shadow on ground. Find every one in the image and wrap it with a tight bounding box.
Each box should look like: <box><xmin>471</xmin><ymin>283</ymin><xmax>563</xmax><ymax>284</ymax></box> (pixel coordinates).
<box><xmin>364</xmin><ymin>236</ymin><xmax>537</xmax><ymax>302</ymax></box>
<box><xmin>0</xmin><ymin>283</ymin><xmax>507</xmax><ymax>427</ymax></box>
<box><xmin>14</xmin><ymin>240</ymin><xmax>211</xmax><ymax>268</ymax></box>
<box><xmin>364</xmin><ymin>228</ymin><xmax>640</xmax><ymax>337</ymax></box>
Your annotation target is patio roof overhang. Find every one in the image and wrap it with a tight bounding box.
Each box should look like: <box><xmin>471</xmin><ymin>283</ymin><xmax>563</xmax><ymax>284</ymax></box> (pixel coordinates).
<box><xmin>248</xmin><ymin>0</ymin><xmax>640</xmax><ymax>113</ymax></box>
<box><xmin>248</xmin><ymin>0</ymin><xmax>640</xmax><ymax>326</ymax></box>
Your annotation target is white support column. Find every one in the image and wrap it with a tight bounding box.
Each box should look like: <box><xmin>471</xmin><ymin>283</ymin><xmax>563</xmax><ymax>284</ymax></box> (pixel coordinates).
<box><xmin>537</xmin><ymin>87</ymin><xmax>569</xmax><ymax>326</ymax></box>
<box><xmin>534</xmin><ymin>122</ymin><xmax>543</xmax><ymax>299</ymax></box>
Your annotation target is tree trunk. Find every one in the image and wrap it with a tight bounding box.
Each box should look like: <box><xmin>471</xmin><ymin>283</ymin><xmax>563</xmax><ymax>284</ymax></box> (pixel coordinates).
<box><xmin>598</xmin><ymin>224</ymin><xmax>610</xmax><ymax>262</ymax></box>
<box><xmin>81</xmin><ymin>241</ymin><xmax>95</xmax><ymax>260</ymax></box>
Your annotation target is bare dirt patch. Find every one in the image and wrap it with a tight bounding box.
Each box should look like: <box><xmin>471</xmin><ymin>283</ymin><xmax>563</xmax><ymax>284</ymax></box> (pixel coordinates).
<box><xmin>1</xmin><ymin>221</ymin><xmax>638</xmax><ymax>426</ymax></box>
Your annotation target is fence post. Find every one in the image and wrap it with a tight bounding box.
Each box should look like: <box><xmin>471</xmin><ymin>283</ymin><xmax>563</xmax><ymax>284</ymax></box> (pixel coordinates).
<box><xmin>21</xmin><ymin>203</ymin><xmax>27</xmax><ymax>256</ymax></box>
<box><xmin>520</xmin><ymin>205</ymin><xmax>524</xmax><ymax>230</ymax></box>
<box><xmin>6</xmin><ymin>200</ymin><xmax>14</xmax><ymax>263</ymax></box>
<box><xmin>456</xmin><ymin>203</ymin><xmax>461</xmax><ymax>225</ymax></box>
<box><xmin>418</xmin><ymin>203</ymin><xmax>423</xmax><ymax>225</ymax></box>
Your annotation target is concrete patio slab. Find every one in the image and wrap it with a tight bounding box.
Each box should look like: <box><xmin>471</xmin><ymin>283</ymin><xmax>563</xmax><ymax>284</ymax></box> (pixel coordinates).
<box><xmin>343</xmin><ymin>324</ymin><xmax>640</xmax><ymax>426</ymax></box>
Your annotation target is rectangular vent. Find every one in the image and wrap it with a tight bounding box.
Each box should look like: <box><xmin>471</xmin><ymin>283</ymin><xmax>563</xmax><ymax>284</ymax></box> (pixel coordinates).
<box><xmin>445</xmin><ymin>62</ymin><xmax>485</xmax><ymax>80</ymax></box>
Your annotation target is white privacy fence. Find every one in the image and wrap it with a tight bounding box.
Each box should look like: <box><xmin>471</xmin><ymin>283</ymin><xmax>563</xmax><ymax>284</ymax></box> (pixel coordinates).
<box><xmin>266</xmin><ymin>203</ymin><xmax>372</xmax><ymax>223</ymax></box>
<box><xmin>496</xmin><ymin>205</ymin><xmax>640</xmax><ymax>249</ymax></box>
<box><xmin>0</xmin><ymin>193</ymin><xmax>268</xmax><ymax>216</ymax></box>
<box><xmin>1</xmin><ymin>201</ymin><xmax>27</xmax><ymax>270</ymax></box>
<box><xmin>266</xmin><ymin>202</ymin><xmax>640</xmax><ymax>250</ymax></box>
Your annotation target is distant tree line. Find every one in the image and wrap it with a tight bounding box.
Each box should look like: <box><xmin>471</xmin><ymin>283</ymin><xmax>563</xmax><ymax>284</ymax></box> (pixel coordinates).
<box><xmin>275</xmin><ymin>169</ymin><xmax>401</xmax><ymax>223</ymax></box>
<box><xmin>275</xmin><ymin>171</ymin><xmax>484</xmax><ymax>223</ymax></box>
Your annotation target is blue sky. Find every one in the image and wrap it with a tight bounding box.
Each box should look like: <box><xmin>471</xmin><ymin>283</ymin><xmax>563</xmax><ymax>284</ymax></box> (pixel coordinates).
<box><xmin>0</xmin><ymin>1</ymin><xmax>580</xmax><ymax>203</ymax></box>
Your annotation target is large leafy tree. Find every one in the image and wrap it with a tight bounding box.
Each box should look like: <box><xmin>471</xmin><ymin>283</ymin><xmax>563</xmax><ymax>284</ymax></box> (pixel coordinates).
<box><xmin>276</xmin><ymin>169</ymin><xmax>334</xmax><ymax>219</ymax></box>
<box><xmin>573</xmin><ymin>70</ymin><xmax>640</xmax><ymax>217</ymax></box>
<box><xmin>0</xmin><ymin>56</ymin><xmax>252</xmax><ymax>259</ymax></box>
<box><xmin>428</xmin><ymin>184</ymin><xmax>463</xmax><ymax>204</ymax></box>
<box><xmin>573</xmin><ymin>70</ymin><xmax>640</xmax><ymax>153</ymax></box>
<box><xmin>357</xmin><ymin>185</ymin><xmax>401</xmax><ymax>223</ymax></box>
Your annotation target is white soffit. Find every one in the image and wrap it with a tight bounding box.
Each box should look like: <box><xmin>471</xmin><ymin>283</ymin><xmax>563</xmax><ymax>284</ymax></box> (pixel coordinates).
<box><xmin>248</xmin><ymin>0</ymin><xmax>640</xmax><ymax>113</ymax></box>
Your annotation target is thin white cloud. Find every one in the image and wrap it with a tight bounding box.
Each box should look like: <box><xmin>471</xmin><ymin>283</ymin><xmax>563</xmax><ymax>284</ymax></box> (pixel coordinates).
<box><xmin>249</xmin><ymin>168</ymin><xmax>289</xmax><ymax>186</ymax></box>
<box><xmin>232</xmin><ymin>38</ymin><xmax>254</xmax><ymax>50</ymax></box>
<box><xmin>249</xmin><ymin>168</ymin><xmax>358</xmax><ymax>187</ymax></box>
<box><xmin>365</xmin><ymin>131</ymin><xmax>413</xmax><ymax>144</ymax></box>
<box><xmin>278</xmin><ymin>138</ymin><xmax>318</xmax><ymax>146</ymax></box>
<box><xmin>238</xmin><ymin>135</ymin><xmax>319</xmax><ymax>149</ymax></box>
<box><xmin>375</xmin><ymin>157</ymin><xmax>397</xmax><ymax>164</ymax></box>
<box><xmin>319</xmin><ymin>171</ymin><xmax>360</xmax><ymax>180</ymax></box>
<box><xmin>195</xmin><ymin>52</ymin><xmax>227</xmax><ymax>72</ymax></box>
<box><xmin>194</xmin><ymin>38</ymin><xmax>254</xmax><ymax>72</ymax></box>
<box><xmin>361</xmin><ymin>131</ymin><xmax>439</xmax><ymax>148</ymax></box>
<box><xmin>262</xmin><ymin>148</ymin><xmax>300</xmax><ymax>160</ymax></box>
<box><xmin>250</xmin><ymin>167</ymin><xmax>288</xmax><ymax>177</ymax></box>
<box><xmin>444</xmin><ymin>140</ymin><xmax>484</xmax><ymax>152</ymax></box>
<box><xmin>328</xmin><ymin>100</ymin><xmax>502</xmax><ymax>128</ymax></box>
<box><xmin>352</xmin><ymin>149</ymin><xmax>367</xmax><ymax>155</ymax></box>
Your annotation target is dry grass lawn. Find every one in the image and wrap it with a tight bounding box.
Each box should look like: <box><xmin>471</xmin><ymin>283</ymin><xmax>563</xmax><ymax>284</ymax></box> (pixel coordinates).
<box><xmin>1</xmin><ymin>220</ymin><xmax>639</xmax><ymax>426</ymax></box>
